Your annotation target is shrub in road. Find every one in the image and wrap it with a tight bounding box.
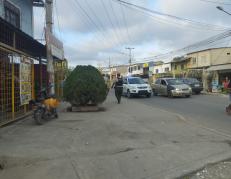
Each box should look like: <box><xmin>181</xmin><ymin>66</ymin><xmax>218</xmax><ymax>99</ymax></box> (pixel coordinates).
<box><xmin>63</xmin><ymin>65</ymin><xmax>108</xmax><ymax>106</ymax></box>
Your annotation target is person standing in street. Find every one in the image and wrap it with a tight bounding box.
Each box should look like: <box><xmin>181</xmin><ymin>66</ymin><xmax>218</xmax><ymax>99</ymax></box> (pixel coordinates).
<box><xmin>224</xmin><ymin>77</ymin><xmax>231</xmax><ymax>113</ymax></box>
<box><xmin>112</xmin><ymin>74</ymin><xmax>123</xmax><ymax>104</ymax></box>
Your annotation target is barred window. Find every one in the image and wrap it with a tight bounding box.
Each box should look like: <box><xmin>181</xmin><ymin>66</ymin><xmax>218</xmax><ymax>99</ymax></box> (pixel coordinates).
<box><xmin>4</xmin><ymin>0</ymin><xmax>20</xmax><ymax>28</ymax></box>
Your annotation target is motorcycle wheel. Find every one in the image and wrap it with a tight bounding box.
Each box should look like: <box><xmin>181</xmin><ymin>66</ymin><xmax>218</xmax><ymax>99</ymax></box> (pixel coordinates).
<box><xmin>34</xmin><ymin>110</ymin><xmax>44</xmax><ymax>125</ymax></box>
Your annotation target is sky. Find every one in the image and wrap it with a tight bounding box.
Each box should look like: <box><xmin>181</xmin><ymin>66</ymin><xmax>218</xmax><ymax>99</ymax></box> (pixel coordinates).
<box><xmin>33</xmin><ymin>0</ymin><xmax>231</xmax><ymax>67</ymax></box>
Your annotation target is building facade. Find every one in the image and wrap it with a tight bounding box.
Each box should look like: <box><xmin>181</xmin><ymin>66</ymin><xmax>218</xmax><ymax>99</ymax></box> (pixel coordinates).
<box><xmin>171</xmin><ymin>57</ymin><xmax>190</xmax><ymax>78</ymax></box>
<box><xmin>0</xmin><ymin>0</ymin><xmax>46</xmax><ymax>125</ymax></box>
<box><xmin>187</xmin><ymin>47</ymin><xmax>231</xmax><ymax>91</ymax></box>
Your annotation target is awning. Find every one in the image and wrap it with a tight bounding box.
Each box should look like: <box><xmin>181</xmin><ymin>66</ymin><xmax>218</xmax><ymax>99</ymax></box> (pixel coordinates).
<box><xmin>207</xmin><ymin>64</ymin><xmax>231</xmax><ymax>71</ymax></box>
<box><xmin>0</xmin><ymin>17</ymin><xmax>46</xmax><ymax>58</ymax></box>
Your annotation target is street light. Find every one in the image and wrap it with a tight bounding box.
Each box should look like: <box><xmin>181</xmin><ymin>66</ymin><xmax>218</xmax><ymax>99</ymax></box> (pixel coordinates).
<box><xmin>216</xmin><ymin>6</ymin><xmax>231</xmax><ymax>16</ymax></box>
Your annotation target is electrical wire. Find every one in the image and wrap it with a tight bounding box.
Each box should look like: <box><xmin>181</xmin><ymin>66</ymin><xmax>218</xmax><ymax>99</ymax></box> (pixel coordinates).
<box><xmin>113</xmin><ymin>0</ymin><xmax>230</xmax><ymax>31</ymax></box>
<box><xmin>71</xmin><ymin>0</ymin><xmax>109</xmax><ymax>47</ymax></box>
<box><xmin>54</xmin><ymin>0</ymin><xmax>63</xmax><ymax>41</ymax></box>
<box><xmin>85</xmin><ymin>0</ymin><xmax>119</xmax><ymax>47</ymax></box>
<box><xmin>119</xmin><ymin>1</ymin><xmax>132</xmax><ymax>45</ymax></box>
<box><xmin>100</xmin><ymin>0</ymin><xmax>122</xmax><ymax>45</ymax></box>
<box><xmin>108</xmin><ymin>0</ymin><xmax>126</xmax><ymax>45</ymax></box>
<box><xmin>198</xmin><ymin>0</ymin><xmax>231</xmax><ymax>5</ymax></box>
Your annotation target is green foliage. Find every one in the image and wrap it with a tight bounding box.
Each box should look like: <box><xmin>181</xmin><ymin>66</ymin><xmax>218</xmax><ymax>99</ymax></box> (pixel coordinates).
<box><xmin>63</xmin><ymin>65</ymin><xmax>108</xmax><ymax>106</ymax></box>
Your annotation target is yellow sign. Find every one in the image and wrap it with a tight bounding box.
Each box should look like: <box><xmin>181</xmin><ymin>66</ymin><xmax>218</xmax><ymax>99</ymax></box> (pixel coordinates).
<box><xmin>143</xmin><ymin>63</ymin><xmax>149</xmax><ymax>68</ymax></box>
<box><xmin>20</xmin><ymin>57</ymin><xmax>32</xmax><ymax>105</ymax></box>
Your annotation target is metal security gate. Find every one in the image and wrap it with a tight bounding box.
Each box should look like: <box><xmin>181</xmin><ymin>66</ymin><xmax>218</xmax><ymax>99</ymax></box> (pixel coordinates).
<box><xmin>0</xmin><ymin>49</ymin><xmax>12</xmax><ymax>123</ymax></box>
<box><xmin>0</xmin><ymin>47</ymin><xmax>35</xmax><ymax>125</ymax></box>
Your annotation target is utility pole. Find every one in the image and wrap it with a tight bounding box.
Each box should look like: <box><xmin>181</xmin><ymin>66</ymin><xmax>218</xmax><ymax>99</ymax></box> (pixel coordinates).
<box><xmin>45</xmin><ymin>0</ymin><xmax>55</xmax><ymax>95</ymax></box>
<box><xmin>125</xmin><ymin>47</ymin><xmax>134</xmax><ymax>73</ymax></box>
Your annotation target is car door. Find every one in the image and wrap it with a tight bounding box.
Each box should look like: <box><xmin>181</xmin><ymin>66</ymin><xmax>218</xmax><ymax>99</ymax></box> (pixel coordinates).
<box><xmin>160</xmin><ymin>79</ymin><xmax>168</xmax><ymax>95</ymax></box>
<box><xmin>153</xmin><ymin>79</ymin><xmax>161</xmax><ymax>94</ymax></box>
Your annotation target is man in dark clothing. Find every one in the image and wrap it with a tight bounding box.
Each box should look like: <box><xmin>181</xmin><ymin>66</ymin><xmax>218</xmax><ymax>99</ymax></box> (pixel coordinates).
<box><xmin>112</xmin><ymin>74</ymin><xmax>123</xmax><ymax>104</ymax></box>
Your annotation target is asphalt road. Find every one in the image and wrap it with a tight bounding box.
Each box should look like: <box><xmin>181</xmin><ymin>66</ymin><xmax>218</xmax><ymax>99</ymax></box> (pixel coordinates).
<box><xmin>127</xmin><ymin>94</ymin><xmax>231</xmax><ymax>137</ymax></box>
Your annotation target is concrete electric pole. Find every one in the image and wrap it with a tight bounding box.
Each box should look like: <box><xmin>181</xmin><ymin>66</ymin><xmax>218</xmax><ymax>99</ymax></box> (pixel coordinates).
<box><xmin>45</xmin><ymin>0</ymin><xmax>55</xmax><ymax>95</ymax></box>
<box><xmin>125</xmin><ymin>47</ymin><xmax>134</xmax><ymax>72</ymax></box>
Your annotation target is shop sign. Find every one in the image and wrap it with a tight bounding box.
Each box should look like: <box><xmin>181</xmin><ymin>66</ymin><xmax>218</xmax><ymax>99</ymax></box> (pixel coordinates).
<box><xmin>20</xmin><ymin>57</ymin><xmax>32</xmax><ymax>105</ymax></box>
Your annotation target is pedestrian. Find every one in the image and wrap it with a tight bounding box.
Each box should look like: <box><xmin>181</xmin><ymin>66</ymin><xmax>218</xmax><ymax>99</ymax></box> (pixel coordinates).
<box><xmin>112</xmin><ymin>74</ymin><xmax>123</xmax><ymax>104</ymax></box>
<box><xmin>227</xmin><ymin>77</ymin><xmax>231</xmax><ymax>102</ymax></box>
<box><xmin>223</xmin><ymin>76</ymin><xmax>230</xmax><ymax>89</ymax></box>
<box><xmin>224</xmin><ymin>77</ymin><xmax>231</xmax><ymax>114</ymax></box>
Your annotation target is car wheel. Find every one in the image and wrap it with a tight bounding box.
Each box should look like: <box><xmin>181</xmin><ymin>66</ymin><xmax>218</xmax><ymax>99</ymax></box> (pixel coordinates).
<box><xmin>146</xmin><ymin>93</ymin><xmax>151</xmax><ymax>98</ymax></box>
<box><xmin>127</xmin><ymin>90</ymin><xmax>132</xmax><ymax>98</ymax></box>
<box><xmin>153</xmin><ymin>89</ymin><xmax>158</xmax><ymax>96</ymax></box>
<box><xmin>195</xmin><ymin>91</ymin><xmax>201</xmax><ymax>95</ymax></box>
<box><xmin>186</xmin><ymin>95</ymin><xmax>191</xmax><ymax>98</ymax></box>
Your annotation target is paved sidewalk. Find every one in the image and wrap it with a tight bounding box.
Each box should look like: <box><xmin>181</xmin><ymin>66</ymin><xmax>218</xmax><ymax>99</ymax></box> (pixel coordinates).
<box><xmin>0</xmin><ymin>92</ymin><xmax>231</xmax><ymax>179</ymax></box>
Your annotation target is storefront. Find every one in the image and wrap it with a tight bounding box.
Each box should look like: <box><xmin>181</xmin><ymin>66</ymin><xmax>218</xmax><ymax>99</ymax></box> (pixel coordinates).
<box><xmin>206</xmin><ymin>64</ymin><xmax>231</xmax><ymax>92</ymax></box>
<box><xmin>0</xmin><ymin>17</ymin><xmax>46</xmax><ymax>125</ymax></box>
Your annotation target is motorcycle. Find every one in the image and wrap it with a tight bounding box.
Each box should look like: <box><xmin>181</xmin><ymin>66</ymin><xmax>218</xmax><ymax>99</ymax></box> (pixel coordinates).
<box><xmin>31</xmin><ymin>87</ymin><xmax>59</xmax><ymax>125</ymax></box>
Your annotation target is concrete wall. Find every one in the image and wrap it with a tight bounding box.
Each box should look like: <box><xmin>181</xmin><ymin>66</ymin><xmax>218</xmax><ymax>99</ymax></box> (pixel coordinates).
<box><xmin>210</xmin><ymin>47</ymin><xmax>231</xmax><ymax>65</ymax></box>
<box><xmin>187</xmin><ymin>47</ymin><xmax>231</xmax><ymax>68</ymax></box>
<box><xmin>0</xmin><ymin>0</ymin><xmax>33</xmax><ymax>36</ymax></box>
<box><xmin>187</xmin><ymin>50</ymin><xmax>211</xmax><ymax>68</ymax></box>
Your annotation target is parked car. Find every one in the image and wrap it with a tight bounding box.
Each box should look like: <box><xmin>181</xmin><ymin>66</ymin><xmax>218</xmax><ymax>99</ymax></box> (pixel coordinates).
<box><xmin>180</xmin><ymin>78</ymin><xmax>203</xmax><ymax>94</ymax></box>
<box><xmin>123</xmin><ymin>77</ymin><xmax>152</xmax><ymax>98</ymax></box>
<box><xmin>152</xmin><ymin>78</ymin><xmax>192</xmax><ymax>98</ymax></box>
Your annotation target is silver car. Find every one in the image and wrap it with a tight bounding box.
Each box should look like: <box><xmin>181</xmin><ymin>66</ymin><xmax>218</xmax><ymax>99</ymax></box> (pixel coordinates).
<box><xmin>152</xmin><ymin>78</ymin><xmax>192</xmax><ymax>98</ymax></box>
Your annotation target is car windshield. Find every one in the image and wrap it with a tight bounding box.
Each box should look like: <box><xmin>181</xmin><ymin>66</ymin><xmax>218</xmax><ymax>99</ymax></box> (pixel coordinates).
<box><xmin>128</xmin><ymin>78</ymin><xmax>145</xmax><ymax>84</ymax></box>
<box><xmin>185</xmin><ymin>78</ymin><xmax>199</xmax><ymax>83</ymax></box>
<box><xmin>166</xmin><ymin>79</ymin><xmax>184</xmax><ymax>85</ymax></box>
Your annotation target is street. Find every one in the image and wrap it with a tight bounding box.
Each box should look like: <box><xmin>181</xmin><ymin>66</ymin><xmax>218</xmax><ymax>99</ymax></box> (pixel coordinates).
<box><xmin>1</xmin><ymin>92</ymin><xmax>231</xmax><ymax>179</ymax></box>
<box><xmin>133</xmin><ymin>94</ymin><xmax>231</xmax><ymax>137</ymax></box>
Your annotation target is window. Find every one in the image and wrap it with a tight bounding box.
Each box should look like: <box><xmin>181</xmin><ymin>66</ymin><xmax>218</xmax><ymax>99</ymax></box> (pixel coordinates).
<box><xmin>138</xmin><ymin>66</ymin><xmax>141</xmax><ymax>70</ymax></box>
<box><xmin>155</xmin><ymin>69</ymin><xmax>159</xmax><ymax>74</ymax></box>
<box><xmin>155</xmin><ymin>79</ymin><xmax>160</xmax><ymax>84</ymax></box>
<box><xmin>4</xmin><ymin>0</ymin><xmax>20</xmax><ymax>28</ymax></box>
<box><xmin>227</xmin><ymin>53</ymin><xmax>230</xmax><ymax>55</ymax></box>
<box><xmin>165</xmin><ymin>67</ymin><xmax>169</xmax><ymax>72</ymax></box>
<box><xmin>161</xmin><ymin>80</ymin><xmax>167</xmax><ymax>86</ymax></box>
<box><xmin>134</xmin><ymin>66</ymin><xmax>137</xmax><ymax>71</ymax></box>
<box><xmin>192</xmin><ymin>58</ymin><xmax>197</xmax><ymax>64</ymax></box>
<box><xmin>123</xmin><ymin>78</ymin><xmax>127</xmax><ymax>84</ymax></box>
<box><xmin>174</xmin><ymin>65</ymin><xmax>177</xmax><ymax>70</ymax></box>
<box><xmin>181</xmin><ymin>64</ymin><xmax>184</xmax><ymax>70</ymax></box>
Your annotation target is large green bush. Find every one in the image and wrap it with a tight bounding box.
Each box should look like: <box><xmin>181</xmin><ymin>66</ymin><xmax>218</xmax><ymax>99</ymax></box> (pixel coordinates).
<box><xmin>64</xmin><ymin>65</ymin><xmax>108</xmax><ymax>106</ymax></box>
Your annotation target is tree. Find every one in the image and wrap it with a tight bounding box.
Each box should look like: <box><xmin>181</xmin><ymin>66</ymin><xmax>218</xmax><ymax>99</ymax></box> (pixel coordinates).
<box><xmin>63</xmin><ymin>65</ymin><xmax>108</xmax><ymax>106</ymax></box>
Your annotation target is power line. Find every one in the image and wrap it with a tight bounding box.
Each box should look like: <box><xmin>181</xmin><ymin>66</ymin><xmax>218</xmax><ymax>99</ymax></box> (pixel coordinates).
<box><xmin>108</xmin><ymin>0</ymin><xmax>126</xmax><ymax>45</ymax></box>
<box><xmin>100</xmin><ymin>0</ymin><xmax>122</xmax><ymax>45</ymax></box>
<box><xmin>122</xmin><ymin>3</ymin><xmax>227</xmax><ymax>32</ymax></box>
<box><xmin>84</xmin><ymin>0</ymin><xmax>119</xmax><ymax>47</ymax></box>
<box><xmin>71</xmin><ymin>0</ymin><xmax>110</xmax><ymax>47</ymax></box>
<box><xmin>134</xmin><ymin>30</ymin><xmax>231</xmax><ymax>62</ymax></box>
<box><xmin>198</xmin><ymin>0</ymin><xmax>231</xmax><ymax>5</ymax></box>
<box><xmin>54</xmin><ymin>0</ymin><xmax>62</xmax><ymax>40</ymax></box>
<box><xmin>119</xmin><ymin>1</ymin><xmax>132</xmax><ymax>44</ymax></box>
<box><xmin>113</xmin><ymin>0</ymin><xmax>229</xmax><ymax>31</ymax></box>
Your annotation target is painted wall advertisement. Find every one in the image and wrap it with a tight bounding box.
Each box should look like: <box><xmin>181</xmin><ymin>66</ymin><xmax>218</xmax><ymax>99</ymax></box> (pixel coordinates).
<box><xmin>20</xmin><ymin>58</ymin><xmax>32</xmax><ymax>105</ymax></box>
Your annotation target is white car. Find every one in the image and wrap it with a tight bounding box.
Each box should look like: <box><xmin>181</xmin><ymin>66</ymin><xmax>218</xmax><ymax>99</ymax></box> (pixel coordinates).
<box><xmin>123</xmin><ymin>77</ymin><xmax>152</xmax><ymax>98</ymax></box>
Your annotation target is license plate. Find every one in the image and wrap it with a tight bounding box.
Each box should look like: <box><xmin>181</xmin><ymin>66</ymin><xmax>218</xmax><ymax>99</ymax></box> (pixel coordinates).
<box><xmin>195</xmin><ymin>84</ymin><xmax>200</xmax><ymax>87</ymax></box>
